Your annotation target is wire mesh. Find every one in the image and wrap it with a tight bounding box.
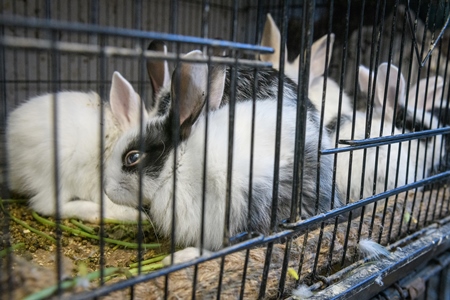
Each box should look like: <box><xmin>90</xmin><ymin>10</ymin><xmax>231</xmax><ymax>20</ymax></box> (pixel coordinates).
<box><xmin>1</xmin><ymin>0</ymin><xmax>450</xmax><ymax>299</ymax></box>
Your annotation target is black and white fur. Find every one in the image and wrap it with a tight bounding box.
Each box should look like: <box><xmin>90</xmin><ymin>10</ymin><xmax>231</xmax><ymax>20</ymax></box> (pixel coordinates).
<box><xmin>104</xmin><ymin>50</ymin><xmax>342</xmax><ymax>250</ymax></box>
<box><xmin>151</xmin><ymin>59</ymin><xmax>303</xmax><ymax>117</ymax></box>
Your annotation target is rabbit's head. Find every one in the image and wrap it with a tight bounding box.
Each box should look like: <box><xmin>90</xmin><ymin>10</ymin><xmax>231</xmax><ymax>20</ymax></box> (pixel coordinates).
<box><xmin>359</xmin><ymin>62</ymin><xmax>445</xmax><ymax>180</ymax></box>
<box><xmin>359</xmin><ymin>62</ymin><xmax>444</xmax><ymax>133</ymax></box>
<box><xmin>104</xmin><ymin>50</ymin><xmax>226</xmax><ymax>207</ymax></box>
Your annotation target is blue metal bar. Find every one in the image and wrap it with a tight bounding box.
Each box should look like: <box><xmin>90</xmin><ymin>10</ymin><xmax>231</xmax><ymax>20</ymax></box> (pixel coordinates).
<box><xmin>0</xmin><ymin>15</ymin><xmax>274</xmax><ymax>54</ymax></box>
<box><xmin>280</xmin><ymin>171</ymin><xmax>450</xmax><ymax>230</ymax></box>
<box><xmin>321</xmin><ymin>127</ymin><xmax>450</xmax><ymax>155</ymax></box>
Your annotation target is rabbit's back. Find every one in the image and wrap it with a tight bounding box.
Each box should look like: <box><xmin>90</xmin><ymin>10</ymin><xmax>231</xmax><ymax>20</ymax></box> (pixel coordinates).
<box><xmin>7</xmin><ymin>92</ymin><xmax>114</xmax><ymax>199</ymax></box>
<box><xmin>149</xmin><ymin>99</ymin><xmax>336</xmax><ymax>249</ymax></box>
<box><xmin>334</xmin><ymin>111</ymin><xmax>412</xmax><ymax>203</ymax></box>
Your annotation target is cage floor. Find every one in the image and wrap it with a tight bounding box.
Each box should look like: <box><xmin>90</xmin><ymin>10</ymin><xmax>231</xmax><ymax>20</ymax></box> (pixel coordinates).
<box><xmin>1</xmin><ymin>188</ymin><xmax>450</xmax><ymax>299</ymax></box>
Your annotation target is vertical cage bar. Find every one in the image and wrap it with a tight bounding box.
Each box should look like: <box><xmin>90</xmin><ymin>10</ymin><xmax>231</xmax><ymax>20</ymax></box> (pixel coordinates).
<box><xmin>407</xmin><ymin>0</ymin><xmax>429</xmax><ymax>233</ymax></box>
<box><xmin>239</xmin><ymin>66</ymin><xmax>259</xmax><ymax>299</ymax></box>
<box><xmin>386</xmin><ymin>3</ymin><xmax>410</xmax><ymax>243</ymax></box>
<box><xmin>240</xmin><ymin>1</ymin><xmax>264</xmax><ymax>296</ymax></box>
<box><xmin>397</xmin><ymin>3</ymin><xmax>421</xmax><ymax>239</ymax></box>
<box><xmin>50</xmin><ymin>26</ymin><xmax>64</xmax><ymax>300</ymax></box>
<box><xmin>218</xmin><ymin>0</ymin><xmax>240</xmax><ymax>290</ymax></box>
<box><xmin>97</xmin><ymin>34</ymin><xmax>107</xmax><ymax>286</ymax></box>
<box><xmin>135</xmin><ymin>9</ymin><xmax>147</xmax><ymax>278</ymax></box>
<box><xmin>416</xmin><ymin>2</ymin><xmax>438</xmax><ymax>227</ymax></box>
<box><xmin>325</xmin><ymin>0</ymin><xmax>341</xmax><ymax>276</ymax></box>
<box><xmin>370</xmin><ymin>0</ymin><xmax>400</xmax><ymax>246</ymax></box>
<box><xmin>339</xmin><ymin>0</ymin><xmax>357</xmax><ymax>268</ymax></box>
<box><xmin>259</xmin><ymin>0</ymin><xmax>290</xmax><ymax>297</ymax></box>
<box><xmin>165</xmin><ymin>42</ymin><xmax>182</xmax><ymax>299</ymax></box>
<box><xmin>170</xmin><ymin>0</ymin><xmax>179</xmax><ymax>34</ymax></box>
<box><xmin>0</xmin><ymin>8</ymin><xmax>12</xmax><ymax>299</ymax></box>
<box><xmin>192</xmin><ymin>1</ymin><xmax>211</xmax><ymax>298</ymax></box>
<box><xmin>278</xmin><ymin>1</ymin><xmax>302</xmax><ymax>296</ymax></box>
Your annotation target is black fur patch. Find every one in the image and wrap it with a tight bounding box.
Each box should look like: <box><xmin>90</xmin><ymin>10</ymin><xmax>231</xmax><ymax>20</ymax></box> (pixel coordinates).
<box><xmin>221</xmin><ymin>66</ymin><xmax>301</xmax><ymax>106</ymax></box>
<box><xmin>121</xmin><ymin>118</ymin><xmax>174</xmax><ymax>179</ymax></box>
<box><xmin>156</xmin><ymin>92</ymin><xmax>171</xmax><ymax>116</ymax></box>
<box><xmin>433</xmin><ymin>106</ymin><xmax>450</xmax><ymax>126</ymax></box>
<box><xmin>326</xmin><ymin>114</ymin><xmax>352</xmax><ymax>134</ymax></box>
<box><xmin>395</xmin><ymin>106</ymin><xmax>431</xmax><ymax>133</ymax></box>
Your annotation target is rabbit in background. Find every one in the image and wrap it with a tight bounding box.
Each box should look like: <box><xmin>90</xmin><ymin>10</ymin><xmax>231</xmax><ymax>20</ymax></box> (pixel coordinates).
<box><xmin>104</xmin><ymin>50</ymin><xmax>342</xmax><ymax>251</ymax></box>
<box><xmin>383</xmin><ymin>66</ymin><xmax>449</xmax><ymax>185</ymax></box>
<box><xmin>334</xmin><ymin>62</ymin><xmax>444</xmax><ymax>205</ymax></box>
<box><xmin>342</xmin><ymin>4</ymin><xmax>450</xmax><ymax>110</ymax></box>
<box><xmin>360</xmin><ymin>63</ymin><xmax>445</xmax><ymax>176</ymax></box>
<box><xmin>259</xmin><ymin>13</ymin><xmax>353</xmax><ymax>131</ymax></box>
<box><xmin>7</xmin><ymin>72</ymin><xmax>148</xmax><ymax>222</ymax></box>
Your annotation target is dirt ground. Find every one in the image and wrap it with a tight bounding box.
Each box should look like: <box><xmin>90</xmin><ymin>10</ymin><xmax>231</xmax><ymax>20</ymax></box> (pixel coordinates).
<box><xmin>0</xmin><ymin>200</ymin><xmax>172</xmax><ymax>299</ymax></box>
<box><xmin>1</xmin><ymin>188</ymin><xmax>450</xmax><ymax>299</ymax></box>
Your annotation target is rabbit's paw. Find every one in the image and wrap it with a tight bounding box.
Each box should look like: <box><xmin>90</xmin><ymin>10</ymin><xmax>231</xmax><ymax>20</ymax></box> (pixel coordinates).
<box><xmin>162</xmin><ymin>247</ymin><xmax>212</xmax><ymax>266</ymax></box>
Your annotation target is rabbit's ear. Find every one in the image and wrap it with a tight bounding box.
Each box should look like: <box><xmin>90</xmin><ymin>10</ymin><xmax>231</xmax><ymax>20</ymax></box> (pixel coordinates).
<box><xmin>375</xmin><ymin>63</ymin><xmax>405</xmax><ymax>114</ymax></box>
<box><xmin>310</xmin><ymin>33</ymin><xmax>335</xmax><ymax>83</ymax></box>
<box><xmin>147</xmin><ymin>40</ymin><xmax>170</xmax><ymax>97</ymax></box>
<box><xmin>260</xmin><ymin>13</ymin><xmax>284</xmax><ymax>69</ymax></box>
<box><xmin>358</xmin><ymin>65</ymin><xmax>372</xmax><ymax>94</ymax></box>
<box><xmin>208</xmin><ymin>64</ymin><xmax>226</xmax><ymax>111</ymax></box>
<box><xmin>208</xmin><ymin>42</ymin><xmax>227</xmax><ymax>110</ymax></box>
<box><xmin>110</xmin><ymin>71</ymin><xmax>148</xmax><ymax>129</ymax></box>
<box><xmin>210</xmin><ymin>37</ymin><xmax>228</xmax><ymax>57</ymax></box>
<box><xmin>284</xmin><ymin>54</ymin><xmax>300</xmax><ymax>83</ymax></box>
<box><xmin>411</xmin><ymin>76</ymin><xmax>444</xmax><ymax>111</ymax></box>
<box><xmin>171</xmin><ymin>50</ymin><xmax>225</xmax><ymax>140</ymax></box>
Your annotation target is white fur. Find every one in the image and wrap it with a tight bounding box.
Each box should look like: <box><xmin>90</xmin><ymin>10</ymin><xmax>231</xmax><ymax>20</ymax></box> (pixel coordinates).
<box><xmin>106</xmin><ymin>100</ymin><xmax>305</xmax><ymax>249</ymax></box>
<box><xmin>292</xmin><ymin>284</ymin><xmax>313</xmax><ymax>299</ymax></box>
<box><xmin>358</xmin><ymin>239</ymin><xmax>390</xmax><ymax>260</ymax></box>
<box><xmin>7</xmin><ymin>72</ymin><xmax>148</xmax><ymax>222</ymax></box>
<box><xmin>408</xmin><ymin>75</ymin><xmax>444</xmax><ymax>112</ymax></box>
<box><xmin>259</xmin><ymin>14</ymin><xmax>353</xmax><ymax>129</ymax></box>
<box><xmin>304</xmin><ymin>36</ymin><xmax>354</xmax><ymax>129</ymax></box>
<box><xmin>105</xmin><ymin>50</ymin><xmax>340</xmax><ymax>250</ymax></box>
<box><xmin>309</xmin><ymin>76</ymin><xmax>353</xmax><ymax>128</ymax></box>
<box><xmin>333</xmin><ymin>63</ymin><xmax>443</xmax><ymax>204</ymax></box>
<box><xmin>105</xmin><ymin>98</ymin><xmax>332</xmax><ymax>250</ymax></box>
<box><xmin>161</xmin><ymin>247</ymin><xmax>212</xmax><ymax>266</ymax></box>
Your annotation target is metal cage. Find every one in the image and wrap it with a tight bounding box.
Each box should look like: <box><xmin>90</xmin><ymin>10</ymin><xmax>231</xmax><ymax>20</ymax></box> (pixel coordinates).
<box><xmin>1</xmin><ymin>0</ymin><xmax>450</xmax><ymax>299</ymax></box>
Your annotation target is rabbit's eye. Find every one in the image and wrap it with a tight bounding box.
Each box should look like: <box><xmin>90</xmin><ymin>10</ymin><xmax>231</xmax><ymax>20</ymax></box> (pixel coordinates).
<box><xmin>124</xmin><ymin>150</ymin><xmax>144</xmax><ymax>167</ymax></box>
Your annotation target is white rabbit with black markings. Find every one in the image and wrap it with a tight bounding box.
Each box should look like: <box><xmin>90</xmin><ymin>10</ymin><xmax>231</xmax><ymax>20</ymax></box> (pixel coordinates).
<box><xmin>259</xmin><ymin>13</ymin><xmax>353</xmax><ymax>130</ymax></box>
<box><xmin>334</xmin><ymin>62</ymin><xmax>443</xmax><ymax>204</ymax></box>
<box><xmin>7</xmin><ymin>72</ymin><xmax>148</xmax><ymax>222</ymax></box>
<box><xmin>104</xmin><ymin>50</ymin><xmax>342</xmax><ymax>251</ymax></box>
